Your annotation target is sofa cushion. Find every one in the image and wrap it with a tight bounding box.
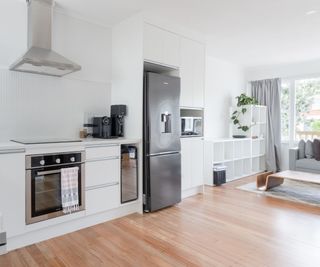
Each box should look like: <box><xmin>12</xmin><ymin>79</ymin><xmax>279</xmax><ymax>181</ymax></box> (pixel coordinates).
<box><xmin>298</xmin><ymin>140</ymin><xmax>306</xmax><ymax>159</ymax></box>
<box><xmin>305</xmin><ymin>140</ymin><xmax>314</xmax><ymax>159</ymax></box>
<box><xmin>296</xmin><ymin>158</ymin><xmax>320</xmax><ymax>171</ymax></box>
<box><xmin>313</xmin><ymin>139</ymin><xmax>320</xmax><ymax>161</ymax></box>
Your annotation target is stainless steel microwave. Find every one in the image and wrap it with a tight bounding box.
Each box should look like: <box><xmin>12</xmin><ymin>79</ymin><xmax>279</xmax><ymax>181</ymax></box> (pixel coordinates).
<box><xmin>181</xmin><ymin>117</ymin><xmax>203</xmax><ymax>137</ymax></box>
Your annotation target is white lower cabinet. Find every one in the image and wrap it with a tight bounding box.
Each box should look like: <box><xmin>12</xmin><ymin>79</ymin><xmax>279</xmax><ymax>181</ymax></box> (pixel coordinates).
<box><xmin>85</xmin><ymin>145</ymin><xmax>121</xmax><ymax>215</ymax></box>
<box><xmin>85</xmin><ymin>158</ymin><xmax>120</xmax><ymax>188</ymax></box>
<box><xmin>86</xmin><ymin>185</ymin><xmax>120</xmax><ymax>216</ymax></box>
<box><xmin>181</xmin><ymin>138</ymin><xmax>204</xmax><ymax>191</ymax></box>
<box><xmin>0</xmin><ymin>151</ymin><xmax>25</xmax><ymax>238</ymax></box>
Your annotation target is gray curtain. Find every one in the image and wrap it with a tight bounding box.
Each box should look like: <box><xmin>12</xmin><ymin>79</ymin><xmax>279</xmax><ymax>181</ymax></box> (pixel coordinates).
<box><xmin>251</xmin><ymin>78</ymin><xmax>281</xmax><ymax>172</ymax></box>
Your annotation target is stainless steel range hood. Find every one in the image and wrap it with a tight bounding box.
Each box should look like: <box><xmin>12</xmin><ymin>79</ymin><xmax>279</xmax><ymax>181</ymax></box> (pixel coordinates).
<box><xmin>10</xmin><ymin>0</ymin><xmax>81</xmax><ymax>77</ymax></box>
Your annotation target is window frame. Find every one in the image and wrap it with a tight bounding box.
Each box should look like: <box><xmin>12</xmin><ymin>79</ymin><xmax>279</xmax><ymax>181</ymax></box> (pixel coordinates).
<box><xmin>281</xmin><ymin>75</ymin><xmax>320</xmax><ymax>146</ymax></box>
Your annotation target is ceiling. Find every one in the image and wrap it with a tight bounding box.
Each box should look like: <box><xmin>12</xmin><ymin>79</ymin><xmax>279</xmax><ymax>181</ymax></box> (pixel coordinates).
<box><xmin>45</xmin><ymin>0</ymin><xmax>320</xmax><ymax>67</ymax></box>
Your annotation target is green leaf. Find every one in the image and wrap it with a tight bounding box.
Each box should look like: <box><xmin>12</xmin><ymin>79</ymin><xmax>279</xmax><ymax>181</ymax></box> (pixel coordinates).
<box><xmin>242</xmin><ymin>126</ymin><xmax>249</xmax><ymax>132</ymax></box>
<box><xmin>233</xmin><ymin>119</ymin><xmax>239</xmax><ymax>124</ymax></box>
<box><xmin>232</xmin><ymin>111</ymin><xmax>237</xmax><ymax>115</ymax></box>
<box><xmin>241</xmin><ymin>108</ymin><xmax>247</xmax><ymax>114</ymax></box>
<box><xmin>231</xmin><ymin>116</ymin><xmax>236</xmax><ymax>120</ymax></box>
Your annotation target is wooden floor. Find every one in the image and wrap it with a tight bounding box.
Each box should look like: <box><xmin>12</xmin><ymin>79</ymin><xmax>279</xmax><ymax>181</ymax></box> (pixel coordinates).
<box><xmin>1</xmin><ymin>176</ymin><xmax>320</xmax><ymax>267</ymax></box>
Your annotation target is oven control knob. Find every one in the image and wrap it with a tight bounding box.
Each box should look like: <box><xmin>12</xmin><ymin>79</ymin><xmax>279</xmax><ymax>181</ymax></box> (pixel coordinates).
<box><xmin>56</xmin><ymin>158</ymin><xmax>61</xmax><ymax>164</ymax></box>
<box><xmin>70</xmin><ymin>157</ymin><xmax>75</xmax><ymax>162</ymax></box>
<box><xmin>40</xmin><ymin>160</ymin><xmax>45</xmax><ymax>166</ymax></box>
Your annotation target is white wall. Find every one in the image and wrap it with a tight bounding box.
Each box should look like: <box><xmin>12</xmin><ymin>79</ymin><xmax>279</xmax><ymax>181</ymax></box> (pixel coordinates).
<box><xmin>0</xmin><ymin>1</ymin><xmax>112</xmax><ymax>141</ymax></box>
<box><xmin>204</xmin><ymin>57</ymin><xmax>246</xmax><ymax>139</ymax></box>
<box><xmin>111</xmin><ymin>14</ymin><xmax>144</xmax><ymax>139</ymax></box>
<box><xmin>246</xmin><ymin>59</ymin><xmax>320</xmax><ymax>81</ymax></box>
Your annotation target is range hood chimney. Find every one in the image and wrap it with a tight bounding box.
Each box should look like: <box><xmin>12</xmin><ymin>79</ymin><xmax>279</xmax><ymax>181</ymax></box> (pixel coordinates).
<box><xmin>10</xmin><ymin>0</ymin><xmax>81</xmax><ymax>77</ymax></box>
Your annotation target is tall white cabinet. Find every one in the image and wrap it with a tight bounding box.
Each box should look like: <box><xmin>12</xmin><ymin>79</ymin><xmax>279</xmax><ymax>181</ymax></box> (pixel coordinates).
<box><xmin>143</xmin><ymin>23</ymin><xmax>205</xmax><ymax>109</ymax></box>
<box><xmin>143</xmin><ymin>22</ymin><xmax>206</xmax><ymax>198</ymax></box>
<box><xmin>180</xmin><ymin>38</ymin><xmax>205</xmax><ymax>108</ymax></box>
<box><xmin>144</xmin><ymin>23</ymin><xmax>180</xmax><ymax>68</ymax></box>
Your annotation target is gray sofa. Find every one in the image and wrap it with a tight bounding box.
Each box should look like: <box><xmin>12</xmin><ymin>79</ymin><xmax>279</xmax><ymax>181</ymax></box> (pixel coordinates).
<box><xmin>289</xmin><ymin>147</ymin><xmax>320</xmax><ymax>174</ymax></box>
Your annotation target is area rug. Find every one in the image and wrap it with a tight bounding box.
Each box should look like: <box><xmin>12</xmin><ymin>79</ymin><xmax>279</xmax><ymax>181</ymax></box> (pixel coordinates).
<box><xmin>237</xmin><ymin>180</ymin><xmax>320</xmax><ymax>207</ymax></box>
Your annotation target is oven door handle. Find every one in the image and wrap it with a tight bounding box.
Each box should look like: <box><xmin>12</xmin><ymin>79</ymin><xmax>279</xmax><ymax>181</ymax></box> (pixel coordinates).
<box><xmin>37</xmin><ymin>167</ymin><xmax>79</xmax><ymax>176</ymax></box>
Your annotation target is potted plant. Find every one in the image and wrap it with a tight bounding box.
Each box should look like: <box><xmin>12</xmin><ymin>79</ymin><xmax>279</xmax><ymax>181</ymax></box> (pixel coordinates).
<box><xmin>231</xmin><ymin>94</ymin><xmax>258</xmax><ymax>137</ymax></box>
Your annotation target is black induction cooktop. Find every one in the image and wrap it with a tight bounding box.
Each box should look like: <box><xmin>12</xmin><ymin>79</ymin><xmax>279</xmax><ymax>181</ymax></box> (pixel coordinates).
<box><xmin>11</xmin><ymin>138</ymin><xmax>83</xmax><ymax>145</ymax></box>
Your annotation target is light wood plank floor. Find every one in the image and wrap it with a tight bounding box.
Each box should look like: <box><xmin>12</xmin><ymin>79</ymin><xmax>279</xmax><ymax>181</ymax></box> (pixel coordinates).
<box><xmin>1</xmin><ymin>176</ymin><xmax>320</xmax><ymax>267</ymax></box>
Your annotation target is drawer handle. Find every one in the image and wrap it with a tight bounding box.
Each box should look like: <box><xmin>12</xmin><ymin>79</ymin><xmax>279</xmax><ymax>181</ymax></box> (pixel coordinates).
<box><xmin>86</xmin><ymin>144</ymin><xmax>120</xmax><ymax>148</ymax></box>
<box><xmin>86</xmin><ymin>182</ymin><xmax>119</xmax><ymax>191</ymax></box>
<box><xmin>86</xmin><ymin>156</ymin><xmax>120</xmax><ymax>162</ymax></box>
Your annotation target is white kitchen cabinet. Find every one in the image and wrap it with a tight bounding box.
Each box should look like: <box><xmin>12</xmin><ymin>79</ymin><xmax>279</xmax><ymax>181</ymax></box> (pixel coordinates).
<box><xmin>181</xmin><ymin>139</ymin><xmax>192</xmax><ymax>190</ymax></box>
<box><xmin>180</xmin><ymin>38</ymin><xmax>205</xmax><ymax>108</ymax></box>
<box><xmin>86</xmin><ymin>185</ymin><xmax>120</xmax><ymax>215</ymax></box>
<box><xmin>85</xmin><ymin>158</ymin><xmax>120</xmax><ymax>189</ymax></box>
<box><xmin>85</xmin><ymin>145</ymin><xmax>121</xmax><ymax>215</ymax></box>
<box><xmin>0</xmin><ymin>151</ymin><xmax>25</xmax><ymax>238</ymax></box>
<box><xmin>144</xmin><ymin>23</ymin><xmax>180</xmax><ymax>68</ymax></box>
<box><xmin>86</xmin><ymin>145</ymin><xmax>120</xmax><ymax>160</ymax></box>
<box><xmin>181</xmin><ymin>138</ymin><xmax>204</xmax><ymax>191</ymax></box>
<box><xmin>190</xmin><ymin>138</ymin><xmax>204</xmax><ymax>187</ymax></box>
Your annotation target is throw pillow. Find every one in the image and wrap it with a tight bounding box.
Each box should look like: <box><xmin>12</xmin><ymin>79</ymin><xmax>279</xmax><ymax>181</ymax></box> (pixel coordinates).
<box><xmin>313</xmin><ymin>139</ymin><xmax>320</xmax><ymax>161</ymax></box>
<box><xmin>298</xmin><ymin>140</ymin><xmax>306</xmax><ymax>159</ymax></box>
<box><xmin>305</xmin><ymin>140</ymin><xmax>314</xmax><ymax>159</ymax></box>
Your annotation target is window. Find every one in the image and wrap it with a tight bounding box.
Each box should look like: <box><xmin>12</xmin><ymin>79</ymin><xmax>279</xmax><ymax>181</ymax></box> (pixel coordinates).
<box><xmin>280</xmin><ymin>81</ymin><xmax>290</xmax><ymax>140</ymax></box>
<box><xmin>281</xmin><ymin>77</ymin><xmax>320</xmax><ymax>143</ymax></box>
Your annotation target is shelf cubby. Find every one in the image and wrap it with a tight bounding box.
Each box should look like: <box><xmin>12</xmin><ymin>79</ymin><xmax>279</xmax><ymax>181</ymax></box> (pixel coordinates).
<box><xmin>234</xmin><ymin>159</ymin><xmax>244</xmax><ymax>178</ymax></box>
<box><xmin>213</xmin><ymin>142</ymin><xmax>224</xmax><ymax>163</ymax></box>
<box><xmin>233</xmin><ymin>140</ymin><xmax>243</xmax><ymax>159</ymax></box>
<box><xmin>224</xmin><ymin>161</ymin><xmax>234</xmax><ymax>181</ymax></box>
<box><xmin>224</xmin><ymin>141</ymin><xmax>234</xmax><ymax>161</ymax></box>
<box><xmin>243</xmin><ymin>158</ymin><xmax>252</xmax><ymax>175</ymax></box>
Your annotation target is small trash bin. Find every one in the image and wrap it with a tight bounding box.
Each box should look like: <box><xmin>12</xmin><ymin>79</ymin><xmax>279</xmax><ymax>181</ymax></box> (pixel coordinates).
<box><xmin>213</xmin><ymin>165</ymin><xmax>226</xmax><ymax>186</ymax></box>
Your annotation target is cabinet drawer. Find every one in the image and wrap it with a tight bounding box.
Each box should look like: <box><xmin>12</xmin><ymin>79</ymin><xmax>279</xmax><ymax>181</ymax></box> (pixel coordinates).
<box><xmin>86</xmin><ymin>185</ymin><xmax>120</xmax><ymax>215</ymax></box>
<box><xmin>85</xmin><ymin>158</ymin><xmax>120</xmax><ymax>188</ymax></box>
<box><xmin>86</xmin><ymin>145</ymin><xmax>120</xmax><ymax>160</ymax></box>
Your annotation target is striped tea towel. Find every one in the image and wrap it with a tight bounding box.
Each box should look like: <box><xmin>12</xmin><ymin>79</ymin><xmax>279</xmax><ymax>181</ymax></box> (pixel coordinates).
<box><xmin>61</xmin><ymin>167</ymin><xmax>80</xmax><ymax>214</ymax></box>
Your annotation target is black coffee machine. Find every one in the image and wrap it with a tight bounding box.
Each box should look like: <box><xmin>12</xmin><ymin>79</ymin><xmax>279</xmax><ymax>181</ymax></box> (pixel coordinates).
<box><xmin>111</xmin><ymin>105</ymin><xmax>127</xmax><ymax>137</ymax></box>
<box><xmin>92</xmin><ymin>116</ymin><xmax>112</xmax><ymax>139</ymax></box>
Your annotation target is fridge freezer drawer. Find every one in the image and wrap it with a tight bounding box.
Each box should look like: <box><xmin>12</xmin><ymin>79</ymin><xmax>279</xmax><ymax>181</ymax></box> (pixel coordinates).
<box><xmin>147</xmin><ymin>152</ymin><xmax>181</xmax><ymax>212</ymax></box>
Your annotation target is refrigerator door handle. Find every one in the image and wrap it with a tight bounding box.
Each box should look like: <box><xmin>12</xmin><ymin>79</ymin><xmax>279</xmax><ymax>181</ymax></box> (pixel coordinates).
<box><xmin>148</xmin><ymin>151</ymin><xmax>180</xmax><ymax>157</ymax></box>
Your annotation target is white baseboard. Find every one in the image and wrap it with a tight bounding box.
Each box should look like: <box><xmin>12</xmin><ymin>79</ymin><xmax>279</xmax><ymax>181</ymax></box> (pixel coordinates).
<box><xmin>0</xmin><ymin>245</ymin><xmax>6</xmax><ymax>256</ymax></box>
<box><xmin>182</xmin><ymin>185</ymin><xmax>204</xmax><ymax>199</ymax></box>
<box><xmin>6</xmin><ymin>202</ymin><xmax>141</xmax><ymax>253</ymax></box>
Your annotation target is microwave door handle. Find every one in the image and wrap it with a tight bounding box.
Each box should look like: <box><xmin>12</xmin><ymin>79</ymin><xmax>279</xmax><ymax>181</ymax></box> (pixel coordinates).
<box><xmin>37</xmin><ymin>170</ymin><xmax>61</xmax><ymax>176</ymax></box>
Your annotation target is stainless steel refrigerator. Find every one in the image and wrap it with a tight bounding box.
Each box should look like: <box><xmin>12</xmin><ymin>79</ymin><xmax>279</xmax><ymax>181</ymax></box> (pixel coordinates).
<box><xmin>143</xmin><ymin>72</ymin><xmax>181</xmax><ymax>212</ymax></box>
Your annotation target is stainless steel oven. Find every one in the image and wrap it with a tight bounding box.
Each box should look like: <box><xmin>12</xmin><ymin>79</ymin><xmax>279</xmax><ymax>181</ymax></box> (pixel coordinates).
<box><xmin>26</xmin><ymin>151</ymin><xmax>85</xmax><ymax>225</ymax></box>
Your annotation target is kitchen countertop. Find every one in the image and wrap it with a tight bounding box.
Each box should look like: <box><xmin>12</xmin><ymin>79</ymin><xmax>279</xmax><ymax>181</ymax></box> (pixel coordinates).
<box><xmin>0</xmin><ymin>142</ymin><xmax>26</xmax><ymax>153</ymax></box>
<box><xmin>0</xmin><ymin>138</ymin><xmax>141</xmax><ymax>154</ymax></box>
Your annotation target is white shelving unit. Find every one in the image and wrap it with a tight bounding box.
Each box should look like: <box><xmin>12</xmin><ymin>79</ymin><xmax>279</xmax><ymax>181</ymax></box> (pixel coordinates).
<box><xmin>206</xmin><ymin>138</ymin><xmax>266</xmax><ymax>184</ymax></box>
<box><xmin>205</xmin><ymin>105</ymin><xmax>267</xmax><ymax>185</ymax></box>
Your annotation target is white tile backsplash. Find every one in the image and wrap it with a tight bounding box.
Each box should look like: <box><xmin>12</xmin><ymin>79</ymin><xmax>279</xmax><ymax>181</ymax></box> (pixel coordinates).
<box><xmin>0</xmin><ymin>69</ymin><xmax>111</xmax><ymax>141</ymax></box>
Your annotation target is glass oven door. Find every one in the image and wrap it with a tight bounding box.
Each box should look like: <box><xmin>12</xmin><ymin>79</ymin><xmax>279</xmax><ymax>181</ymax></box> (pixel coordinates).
<box><xmin>32</xmin><ymin>168</ymin><xmax>63</xmax><ymax>217</ymax></box>
<box><xmin>26</xmin><ymin>164</ymin><xmax>83</xmax><ymax>224</ymax></box>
